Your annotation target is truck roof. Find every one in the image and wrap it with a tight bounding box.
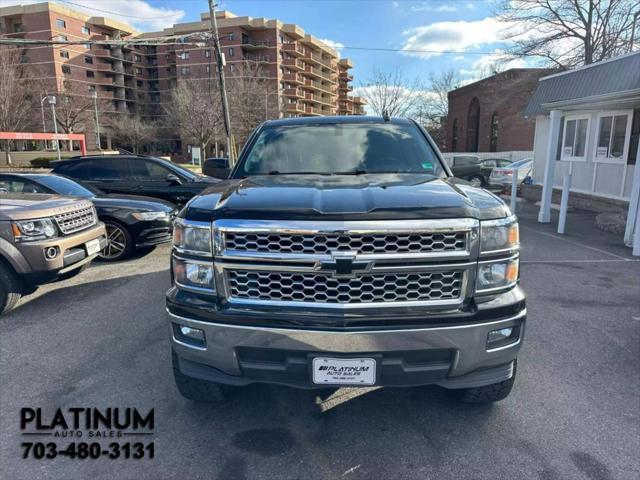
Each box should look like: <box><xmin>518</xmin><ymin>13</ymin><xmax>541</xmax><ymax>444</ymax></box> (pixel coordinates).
<box><xmin>263</xmin><ymin>116</ymin><xmax>414</xmax><ymax>127</ymax></box>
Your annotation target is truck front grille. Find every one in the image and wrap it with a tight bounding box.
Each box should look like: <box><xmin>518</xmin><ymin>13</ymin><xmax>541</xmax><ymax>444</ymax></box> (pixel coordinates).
<box><xmin>227</xmin><ymin>270</ymin><xmax>463</xmax><ymax>305</ymax></box>
<box><xmin>225</xmin><ymin>231</ymin><xmax>467</xmax><ymax>255</ymax></box>
<box><xmin>54</xmin><ymin>205</ymin><xmax>97</xmax><ymax>234</ymax></box>
<box><xmin>215</xmin><ymin>219</ymin><xmax>477</xmax><ymax>309</ymax></box>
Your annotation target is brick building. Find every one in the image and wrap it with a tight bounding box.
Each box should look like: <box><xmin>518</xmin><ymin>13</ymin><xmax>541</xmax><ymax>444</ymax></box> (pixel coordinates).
<box><xmin>445</xmin><ymin>68</ymin><xmax>555</xmax><ymax>153</ymax></box>
<box><xmin>0</xmin><ymin>2</ymin><xmax>365</xmax><ymax>152</ymax></box>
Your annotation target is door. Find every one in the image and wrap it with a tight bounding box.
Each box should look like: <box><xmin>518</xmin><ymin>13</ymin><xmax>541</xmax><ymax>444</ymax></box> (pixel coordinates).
<box><xmin>85</xmin><ymin>157</ymin><xmax>136</xmax><ymax>194</ymax></box>
<box><xmin>128</xmin><ymin>159</ymin><xmax>191</xmax><ymax>203</ymax></box>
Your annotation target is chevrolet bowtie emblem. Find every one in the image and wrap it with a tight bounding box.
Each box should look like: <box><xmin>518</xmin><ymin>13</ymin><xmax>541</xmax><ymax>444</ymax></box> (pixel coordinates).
<box><xmin>316</xmin><ymin>251</ymin><xmax>372</xmax><ymax>278</ymax></box>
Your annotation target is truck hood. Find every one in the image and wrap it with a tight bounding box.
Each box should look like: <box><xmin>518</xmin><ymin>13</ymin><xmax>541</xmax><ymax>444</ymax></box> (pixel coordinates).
<box><xmin>0</xmin><ymin>193</ymin><xmax>94</xmax><ymax>220</ymax></box>
<box><xmin>184</xmin><ymin>174</ymin><xmax>510</xmax><ymax>221</ymax></box>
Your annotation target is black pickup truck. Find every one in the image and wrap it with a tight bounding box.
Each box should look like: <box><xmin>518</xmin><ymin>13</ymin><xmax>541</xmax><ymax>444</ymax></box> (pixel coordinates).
<box><xmin>167</xmin><ymin>116</ymin><xmax>525</xmax><ymax>404</ymax></box>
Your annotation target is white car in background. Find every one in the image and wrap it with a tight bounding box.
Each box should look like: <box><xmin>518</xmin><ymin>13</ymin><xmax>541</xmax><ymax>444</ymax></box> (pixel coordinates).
<box><xmin>489</xmin><ymin>158</ymin><xmax>533</xmax><ymax>189</ymax></box>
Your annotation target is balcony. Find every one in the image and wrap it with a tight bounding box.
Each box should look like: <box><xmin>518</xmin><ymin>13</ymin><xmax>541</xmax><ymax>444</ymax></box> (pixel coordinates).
<box><xmin>94</xmin><ymin>47</ymin><xmax>113</xmax><ymax>58</ymax></box>
<box><xmin>283</xmin><ymin>87</ymin><xmax>304</xmax><ymax>98</ymax></box>
<box><xmin>304</xmin><ymin>105</ymin><xmax>322</xmax><ymax>116</ymax></box>
<box><xmin>284</xmin><ymin>103</ymin><xmax>305</xmax><ymax>113</ymax></box>
<box><xmin>282</xmin><ymin>58</ymin><xmax>303</xmax><ymax>70</ymax></box>
<box><xmin>241</xmin><ymin>37</ymin><xmax>272</xmax><ymax>50</ymax></box>
<box><xmin>283</xmin><ymin>73</ymin><xmax>303</xmax><ymax>84</ymax></box>
<box><xmin>282</xmin><ymin>42</ymin><xmax>304</xmax><ymax>56</ymax></box>
<box><xmin>246</xmin><ymin>54</ymin><xmax>271</xmax><ymax>63</ymax></box>
<box><xmin>302</xmin><ymin>65</ymin><xmax>322</xmax><ymax>79</ymax></box>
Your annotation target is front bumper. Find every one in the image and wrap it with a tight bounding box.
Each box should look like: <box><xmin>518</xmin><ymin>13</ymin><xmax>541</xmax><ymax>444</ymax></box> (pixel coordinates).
<box><xmin>168</xmin><ymin>297</ymin><xmax>526</xmax><ymax>389</ymax></box>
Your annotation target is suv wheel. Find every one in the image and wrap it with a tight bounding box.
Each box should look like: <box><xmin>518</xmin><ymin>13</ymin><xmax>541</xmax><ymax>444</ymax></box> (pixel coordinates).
<box><xmin>457</xmin><ymin>361</ymin><xmax>517</xmax><ymax>404</ymax></box>
<box><xmin>468</xmin><ymin>175</ymin><xmax>485</xmax><ymax>187</ymax></box>
<box><xmin>100</xmin><ymin>221</ymin><xmax>134</xmax><ymax>261</ymax></box>
<box><xmin>172</xmin><ymin>352</ymin><xmax>235</xmax><ymax>402</ymax></box>
<box><xmin>0</xmin><ymin>262</ymin><xmax>22</xmax><ymax>315</ymax></box>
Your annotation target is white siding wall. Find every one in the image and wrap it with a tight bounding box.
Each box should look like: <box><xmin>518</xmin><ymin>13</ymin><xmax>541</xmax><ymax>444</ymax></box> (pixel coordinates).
<box><xmin>532</xmin><ymin>111</ymin><xmax>635</xmax><ymax>200</ymax></box>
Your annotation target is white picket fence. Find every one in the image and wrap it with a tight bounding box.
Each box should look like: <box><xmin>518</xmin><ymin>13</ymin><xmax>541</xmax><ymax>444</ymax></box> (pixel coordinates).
<box><xmin>440</xmin><ymin>151</ymin><xmax>534</xmax><ymax>165</ymax></box>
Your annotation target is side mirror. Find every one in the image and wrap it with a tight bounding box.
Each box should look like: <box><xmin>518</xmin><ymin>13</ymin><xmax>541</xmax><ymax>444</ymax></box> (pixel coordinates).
<box><xmin>166</xmin><ymin>173</ymin><xmax>182</xmax><ymax>185</ymax></box>
<box><xmin>203</xmin><ymin>158</ymin><xmax>230</xmax><ymax>179</ymax></box>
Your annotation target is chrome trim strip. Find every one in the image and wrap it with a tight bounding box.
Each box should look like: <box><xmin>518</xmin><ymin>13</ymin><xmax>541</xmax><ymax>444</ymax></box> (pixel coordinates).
<box><xmin>171</xmin><ymin>333</ymin><xmax>207</xmax><ymax>351</ymax></box>
<box><xmin>219</xmin><ymin>260</ymin><xmax>475</xmax><ymax>273</ymax></box>
<box><xmin>214</xmin><ymin>218</ymin><xmax>479</xmax><ymax>234</ymax></box>
<box><xmin>219</xmin><ymin>249</ymin><xmax>473</xmax><ymax>262</ymax></box>
<box><xmin>166</xmin><ymin>308</ymin><xmax>527</xmax><ymax>334</ymax></box>
<box><xmin>486</xmin><ymin>337</ymin><xmax>521</xmax><ymax>353</ymax></box>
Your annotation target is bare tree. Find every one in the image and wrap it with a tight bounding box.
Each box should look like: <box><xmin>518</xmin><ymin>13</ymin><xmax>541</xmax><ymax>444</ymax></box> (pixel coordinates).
<box><xmin>227</xmin><ymin>61</ymin><xmax>271</xmax><ymax>146</ymax></box>
<box><xmin>414</xmin><ymin>69</ymin><xmax>464</xmax><ymax>148</ymax></box>
<box><xmin>358</xmin><ymin>68</ymin><xmax>423</xmax><ymax>117</ymax></box>
<box><xmin>0</xmin><ymin>47</ymin><xmax>41</xmax><ymax>165</ymax></box>
<box><xmin>164</xmin><ymin>81</ymin><xmax>222</xmax><ymax>158</ymax></box>
<box><xmin>109</xmin><ymin>114</ymin><xmax>157</xmax><ymax>154</ymax></box>
<box><xmin>498</xmin><ymin>0</ymin><xmax>640</xmax><ymax>67</ymax></box>
<box><xmin>52</xmin><ymin>89</ymin><xmax>96</xmax><ymax>134</ymax></box>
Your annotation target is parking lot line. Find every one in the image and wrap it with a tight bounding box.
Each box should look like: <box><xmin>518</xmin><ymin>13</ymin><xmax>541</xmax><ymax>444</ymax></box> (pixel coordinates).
<box><xmin>520</xmin><ymin>224</ymin><xmax>629</xmax><ymax>260</ymax></box>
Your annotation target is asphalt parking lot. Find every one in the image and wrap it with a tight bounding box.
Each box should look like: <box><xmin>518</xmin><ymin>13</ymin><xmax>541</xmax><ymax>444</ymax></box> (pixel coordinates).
<box><xmin>1</xmin><ymin>201</ymin><xmax>638</xmax><ymax>480</ymax></box>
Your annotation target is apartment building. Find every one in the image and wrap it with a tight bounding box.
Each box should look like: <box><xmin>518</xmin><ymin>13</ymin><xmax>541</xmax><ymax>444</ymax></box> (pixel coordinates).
<box><xmin>139</xmin><ymin>10</ymin><xmax>364</xmax><ymax>119</ymax></box>
<box><xmin>0</xmin><ymin>2</ymin><xmax>365</xmax><ymax>152</ymax></box>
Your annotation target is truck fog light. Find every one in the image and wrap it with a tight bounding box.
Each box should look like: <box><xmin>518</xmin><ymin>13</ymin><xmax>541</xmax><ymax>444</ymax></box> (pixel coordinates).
<box><xmin>486</xmin><ymin>326</ymin><xmax>519</xmax><ymax>350</ymax></box>
<box><xmin>172</xmin><ymin>323</ymin><xmax>206</xmax><ymax>348</ymax></box>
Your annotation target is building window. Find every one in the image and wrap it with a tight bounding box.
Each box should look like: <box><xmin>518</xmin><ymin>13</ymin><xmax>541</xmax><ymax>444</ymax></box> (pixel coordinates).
<box><xmin>137</xmin><ymin>80</ymin><xmax>143</xmax><ymax>87</ymax></box>
<box><xmin>595</xmin><ymin>111</ymin><xmax>632</xmax><ymax>162</ymax></box>
<box><xmin>561</xmin><ymin>115</ymin><xmax>589</xmax><ymax>161</ymax></box>
<box><xmin>206</xmin><ymin>65</ymin><xmax>210</xmax><ymax>73</ymax></box>
<box><xmin>135</xmin><ymin>68</ymin><xmax>143</xmax><ymax>75</ymax></box>
<box><xmin>228</xmin><ymin>32</ymin><xmax>235</xmax><ymax>41</ymax></box>
<box><xmin>280</xmin><ymin>34</ymin><xmax>285</xmax><ymax>44</ymax></box>
<box><xmin>82</xmin><ymin>26</ymin><xmax>90</xmax><ymax>35</ymax></box>
<box><xmin>56</xmin><ymin>35</ymin><xmax>68</xmax><ymax>41</ymax></box>
<box><xmin>86</xmin><ymin>71</ymin><xmax>94</xmax><ymax>78</ymax></box>
<box><xmin>87</xmin><ymin>84</ymin><xmax>96</xmax><ymax>92</ymax></box>
<box><xmin>204</xmin><ymin>49</ymin><xmax>211</xmax><ymax>58</ymax></box>
<box><xmin>56</xmin><ymin>19</ymin><xmax>66</xmax><ymax>29</ymax></box>
<box><xmin>84</xmin><ymin>56</ymin><xmax>93</xmax><ymax>64</ymax></box>
<box><xmin>451</xmin><ymin>118</ymin><xmax>458</xmax><ymax>152</ymax></box>
<box><xmin>60</xmin><ymin>50</ymin><xmax>70</xmax><ymax>59</ymax></box>
<box><xmin>61</xmin><ymin>65</ymin><xmax>71</xmax><ymax>75</ymax></box>
<box><xmin>182</xmin><ymin>51</ymin><xmax>190</xmax><ymax>60</ymax></box>
<box><xmin>490</xmin><ymin>112</ymin><xmax>499</xmax><ymax>152</ymax></box>
<box><xmin>466</xmin><ymin>97</ymin><xmax>480</xmax><ymax>152</ymax></box>
<box><xmin>135</xmin><ymin>54</ymin><xmax>141</xmax><ymax>62</ymax></box>
<box><xmin>229</xmin><ymin>63</ymin><xmax>234</xmax><ymax>72</ymax></box>
<box><xmin>228</xmin><ymin>47</ymin><xmax>234</xmax><ymax>57</ymax></box>
<box><xmin>13</xmin><ymin>23</ymin><xmax>24</xmax><ymax>33</ymax></box>
<box><xmin>181</xmin><ymin>66</ymin><xmax>190</xmax><ymax>75</ymax></box>
<box><xmin>84</xmin><ymin>43</ymin><xmax>91</xmax><ymax>49</ymax></box>
<box><xmin>629</xmin><ymin>108</ymin><xmax>640</xmax><ymax>165</ymax></box>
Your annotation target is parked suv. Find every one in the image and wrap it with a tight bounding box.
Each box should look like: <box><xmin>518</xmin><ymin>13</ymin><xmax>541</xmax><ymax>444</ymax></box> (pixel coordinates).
<box><xmin>51</xmin><ymin>155</ymin><xmax>219</xmax><ymax>205</ymax></box>
<box><xmin>167</xmin><ymin>117</ymin><xmax>525</xmax><ymax>404</ymax></box>
<box><xmin>0</xmin><ymin>193</ymin><xmax>107</xmax><ymax>314</ymax></box>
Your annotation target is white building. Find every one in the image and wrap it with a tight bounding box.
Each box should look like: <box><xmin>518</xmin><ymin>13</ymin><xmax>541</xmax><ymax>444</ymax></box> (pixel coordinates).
<box><xmin>525</xmin><ymin>51</ymin><xmax>640</xmax><ymax>250</ymax></box>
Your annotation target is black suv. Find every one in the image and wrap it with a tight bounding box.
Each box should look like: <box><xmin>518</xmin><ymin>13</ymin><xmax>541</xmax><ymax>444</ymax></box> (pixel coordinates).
<box><xmin>51</xmin><ymin>155</ymin><xmax>219</xmax><ymax>205</ymax></box>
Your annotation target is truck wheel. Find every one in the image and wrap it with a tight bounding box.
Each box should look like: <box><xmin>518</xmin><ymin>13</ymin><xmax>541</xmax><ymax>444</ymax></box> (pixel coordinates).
<box><xmin>0</xmin><ymin>262</ymin><xmax>22</xmax><ymax>315</ymax></box>
<box><xmin>458</xmin><ymin>361</ymin><xmax>517</xmax><ymax>404</ymax></box>
<box><xmin>172</xmin><ymin>352</ymin><xmax>233</xmax><ymax>402</ymax></box>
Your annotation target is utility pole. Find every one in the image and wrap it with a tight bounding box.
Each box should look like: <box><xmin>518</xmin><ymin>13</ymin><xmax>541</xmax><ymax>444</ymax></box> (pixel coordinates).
<box><xmin>91</xmin><ymin>91</ymin><xmax>101</xmax><ymax>150</ymax></box>
<box><xmin>48</xmin><ymin>95</ymin><xmax>61</xmax><ymax>162</ymax></box>
<box><xmin>207</xmin><ymin>0</ymin><xmax>234</xmax><ymax>164</ymax></box>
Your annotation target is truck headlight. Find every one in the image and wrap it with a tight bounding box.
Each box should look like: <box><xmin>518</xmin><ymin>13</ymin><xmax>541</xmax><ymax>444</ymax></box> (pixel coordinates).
<box><xmin>476</xmin><ymin>257</ymin><xmax>519</xmax><ymax>293</ymax></box>
<box><xmin>172</xmin><ymin>256</ymin><xmax>216</xmax><ymax>293</ymax></box>
<box><xmin>132</xmin><ymin>211</ymin><xmax>169</xmax><ymax>221</ymax></box>
<box><xmin>480</xmin><ymin>216</ymin><xmax>519</xmax><ymax>253</ymax></box>
<box><xmin>12</xmin><ymin>218</ymin><xmax>58</xmax><ymax>242</ymax></box>
<box><xmin>173</xmin><ymin>218</ymin><xmax>212</xmax><ymax>255</ymax></box>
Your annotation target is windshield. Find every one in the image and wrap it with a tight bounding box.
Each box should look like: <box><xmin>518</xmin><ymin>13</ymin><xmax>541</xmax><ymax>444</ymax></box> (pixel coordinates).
<box><xmin>35</xmin><ymin>175</ymin><xmax>95</xmax><ymax>198</ymax></box>
<box><xmin>237</xmin><ymin>123</ymin><xmax>445</xmax><ymax>177</ymax></box>
<box><xmin>509</xmin><ymin>159</ymin><xmax>533</xmax><ymax>168</ymax></box>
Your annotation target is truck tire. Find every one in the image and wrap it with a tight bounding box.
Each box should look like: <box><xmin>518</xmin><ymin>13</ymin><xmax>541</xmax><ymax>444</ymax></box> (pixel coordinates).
<box><xmin>458</xmin><ymin>361</ymin><xmax>517</xmax><ymax>404</ymax></box>
<box><xmin>172</xmin><ymin>352</ymin><xmax>233</xmax><ymax>402</ymax></box>
<box><xmin>0</xmin><ymin>262</ymin><xmax>22</xmax><ymax>315</ymax></box>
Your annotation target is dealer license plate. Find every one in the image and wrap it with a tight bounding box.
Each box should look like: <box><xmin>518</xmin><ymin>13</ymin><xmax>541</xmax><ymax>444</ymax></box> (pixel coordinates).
<box><xmin>312</xmin><ymin>357</ymin><xmax>376</xmax><ymax>385</ymax></box>
<box><xmin>85</xmin><ymin>238</ymin><xmax>102</xmax><ymax>256</ymax></box>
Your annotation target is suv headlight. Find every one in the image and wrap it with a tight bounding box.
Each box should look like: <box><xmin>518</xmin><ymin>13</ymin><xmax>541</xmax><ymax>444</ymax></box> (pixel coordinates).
<box><xmin>173</xmin><ymin>218</ymin><xmax>212</xmax><ymax>255</ymax></box>
<box><xmin>172</xmin><ymin>256</ymin><xmax>216</xmax><ymax>293</ymax></box>
<box><xmin>480</xmin><ymin>216</ymin><xmax>519</xmax><ymax>254</ymax></box>
<box><xmin>12</xmin><ymin>218</ymin><xmax>58</xmax><ymax>242</ymax></box>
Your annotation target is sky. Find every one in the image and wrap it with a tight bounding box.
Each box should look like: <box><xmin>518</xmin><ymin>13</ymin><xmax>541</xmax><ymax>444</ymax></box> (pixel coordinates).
<box><xmin>2</xmin><ymin>0</ymin><xmax>541</xmax><ymax>86</ymax></box>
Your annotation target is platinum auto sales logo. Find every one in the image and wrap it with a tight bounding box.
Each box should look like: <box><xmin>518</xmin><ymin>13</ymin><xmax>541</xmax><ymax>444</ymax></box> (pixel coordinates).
<box><xmin>20</xmin><ymin>407</ymin><xmax>154</xmax><ymax>460</ymax></box>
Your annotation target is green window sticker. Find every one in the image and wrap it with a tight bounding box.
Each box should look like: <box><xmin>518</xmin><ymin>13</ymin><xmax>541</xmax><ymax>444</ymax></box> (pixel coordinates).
<box><xmin>421</xmin><ymin>162</ymin><xmax>433</xmax><ymax>170</ymax></box>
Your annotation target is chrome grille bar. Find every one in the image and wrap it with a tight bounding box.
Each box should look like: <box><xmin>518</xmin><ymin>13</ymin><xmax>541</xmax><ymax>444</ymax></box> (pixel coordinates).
<box><xmin>54</xmin><ymin>205</ymin><xmax>97</xmax><ymax>235</ymax></box>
